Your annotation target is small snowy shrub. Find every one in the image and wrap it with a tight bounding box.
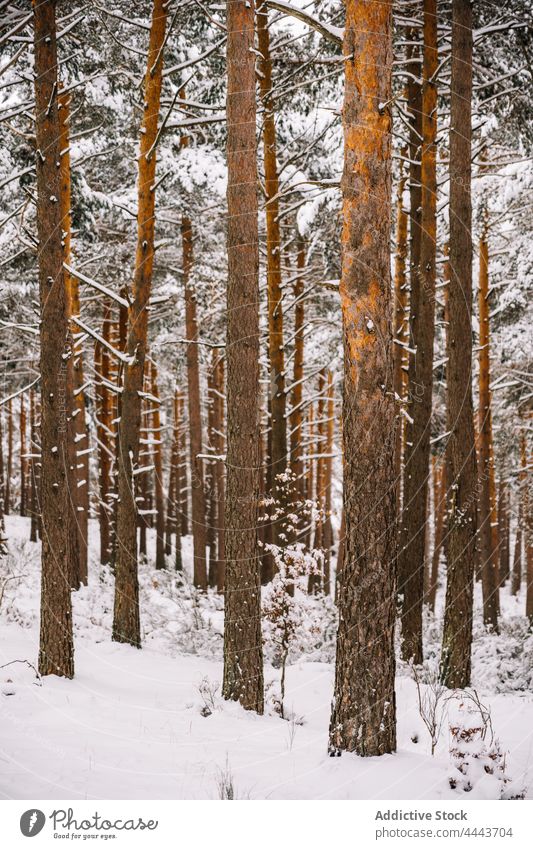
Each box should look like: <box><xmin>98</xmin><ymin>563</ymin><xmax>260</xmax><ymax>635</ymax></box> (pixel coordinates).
<box><xmin>448</xmin><ymin>691</ymin><xmax>524</xmax><ymax>799</ymax></box>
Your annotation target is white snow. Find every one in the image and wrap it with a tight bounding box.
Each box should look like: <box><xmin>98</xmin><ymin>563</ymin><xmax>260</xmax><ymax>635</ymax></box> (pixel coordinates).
<box><xmin>1</xmin><ymin>515</ymin><xmax>532</xmax><ymax>800</ymax></box>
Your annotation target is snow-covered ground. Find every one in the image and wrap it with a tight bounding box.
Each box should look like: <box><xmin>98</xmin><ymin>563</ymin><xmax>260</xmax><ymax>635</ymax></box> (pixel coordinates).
<box><xmin>1</xmin><ymin>515</ymin><xmax>532</xmax><ymax>800</ymax></box>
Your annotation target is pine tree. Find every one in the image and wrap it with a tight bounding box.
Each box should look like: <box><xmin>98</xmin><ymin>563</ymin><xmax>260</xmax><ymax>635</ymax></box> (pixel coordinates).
<box><xmin>441</xmin><ymin>0</ymin><xmax>477</xmax><ymax>689</ymax></box>
<box><xmin>329</xmin><ymin>0</ymin><xmax>396</xmax><ymax>756</ymax></box>
<box><xmin>33</xmin><ymin>0</ymin><xmax>74</xmax><ymax>679</ymax></box>
<box><xmin>222</xmin><ymin>0</ymin><xmax>264</xmax><ymax>714</ymax></box>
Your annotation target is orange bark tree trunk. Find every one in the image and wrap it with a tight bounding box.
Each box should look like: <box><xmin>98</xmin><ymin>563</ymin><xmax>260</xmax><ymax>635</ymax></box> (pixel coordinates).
<box><xmin>329</xmin><ymin>0</ymin><xmax>396</xmax><ymax>756</ymax></box>
<box><xmin>222</xmin><ymin>0</ymin><xmax>264</xmax><ymax>713</ymax></box>
<box><xmin>113</xmin><ymin>0</ymin><xmax>168</xmax><ymax>647</ymax></box>
<box><xmin>398</xmin><ymin>0</ymin><xmax>438</xmax><ymax>664</ymax></box>
<box><xmin>440</xmin><ymin>0</ymin><xmax>478</xmax><ymax>688</ymax></box>
<box><xmin>477</xmin><ymin>223</ymin><xmax>499</xmax><ymax>630</ymax></box>
<box><xmin>257</xmin><ymin>5</ymin><xmax>288</xmax><ymax>534</ymax></box>
<box><xmin>33</xmin><ymin>0</ymin><xmax>74</xmax><ymax>678</ymax></box>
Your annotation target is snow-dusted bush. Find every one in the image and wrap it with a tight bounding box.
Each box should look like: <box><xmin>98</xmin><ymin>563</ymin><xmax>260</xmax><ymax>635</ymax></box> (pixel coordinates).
<box><xmin>448</xmin><ymin>691</ymin><xmax>524</xmax><ymax>799</ymax></box>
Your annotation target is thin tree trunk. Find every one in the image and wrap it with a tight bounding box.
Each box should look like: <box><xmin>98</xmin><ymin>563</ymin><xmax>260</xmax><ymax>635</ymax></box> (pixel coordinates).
<box><xmin>257</xmin><ymin>4</ymin><xmax>288</xmax><ymax>529</ymax></box>
<box><xmin>182</xmin><ymin>216</ymin><xmax>208</xmax><ymax>589</ymax></box>
<box><xmin>398</xmin><ymin>0</ymin><xmax>438</xmax><ymax>664</ymax></box>
<box><xmin>33</xmin><ymin>0</ymin><xmax>74</xmax><ymax>678</ymax></box>
<box><xmin>59</xmin><ymin>88</ymin><xmax>89</xmax><ymax>586</ymax></box>
<box><xmin>58</xmin><ymin>86</ymin><xmax>82</xmax><ymax>589</ymax></box>
<box><xmin>440</xmin><ymin>0</ymin><xmax>477</xmax><ymax>688</ymax></box>
<box><xmin>113</xmin><ymin>0</ymin><xmax>168</xmax><ymax>647</ymax></box>
<box><xmin>222</xmin><ymin>0</ymin><xmax>264</xmax><ymax>713</ymax></box>
<box><xmin>477</xmin><ymin>222</ymin><xmax>499</xmax><ymax>630</ymax></box>
<box><xmin>329</xmin><ymin>0</ymin><xmax>396</xmax><ymax>756</ymax></box>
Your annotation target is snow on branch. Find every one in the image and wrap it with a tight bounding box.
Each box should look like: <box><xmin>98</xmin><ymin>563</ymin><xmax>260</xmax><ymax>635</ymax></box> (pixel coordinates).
<box><xmin>265</xmin><ymin>0</ymin><xmax>343</xmax><ymax>46</ymax></box>
<box><xmin>64</xmin><ymin>263</ymin><xmax>130</xmax><ymax>308</ymax></box>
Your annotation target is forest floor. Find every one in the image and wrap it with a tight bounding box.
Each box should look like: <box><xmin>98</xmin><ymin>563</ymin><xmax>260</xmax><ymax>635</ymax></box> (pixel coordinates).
<box><xmin>1</xmin><ymin>515</ymin><xmax>533</xmax><ymax>800</ymax></box>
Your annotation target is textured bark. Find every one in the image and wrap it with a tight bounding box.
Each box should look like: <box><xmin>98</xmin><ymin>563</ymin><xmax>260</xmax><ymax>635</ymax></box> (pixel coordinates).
<box><xmin>257</xmin><ymin>5</ymin><xmax>288</xmax><ymax>526</ymax></box>
<box><xmin>329</xmin><ymin>0</ymin><xmax>396</xmax><ymax>756</ymax></box>
<box><xmin>477</xmin><ymin>225</ymin><xmax>499</xmax><ymax>631</ymax></box>
<box><xmin>113</xmin><ymin>0</ymin><xmax>168</xmax><ymax>647</ymax></box>
<box><xmin>182</xmin><ymin>216</ymin><xmax>208</xmax><ymax>589</ymax></box>
<box><xmin>33</xmin><ymin>0</ymin><xmax>74</xmax><ymax>679</ymax></box>
<box><xmin>58</xmin><ymin>87</ymin><xmax>82</xmax><ymax>590</ymax></box>
<box><xmin>399</xmin><ymin>0</ymin><xmax>438</xmax><ymax>664</ymax></box>
<box><xmin>222</xmin><ymin>0</ymin><xmax>264</xmax><ymax>713</ymax></box>
<box><xmin>289</xmin><ymin>236</ymin><xmax>305</xmax><ymax>496</ymax></box>
<box><xmin>440</xmin><ymin>0</ymin><xmax>477</xmax><ymax>689</ymax></box>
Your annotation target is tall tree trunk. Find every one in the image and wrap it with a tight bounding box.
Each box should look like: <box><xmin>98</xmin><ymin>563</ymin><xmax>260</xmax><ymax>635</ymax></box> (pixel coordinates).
<box><xmin>58</xmin><ymin>86</ymin><xmax>82</xmax><ymax>589</ymax></box>
<box><xmin>113</xmin><ymin>0</ymin><xmax>168</xmax><ymax>647</ymax></box>
<box><xmin>222</xmin><ymin>0</ymin><xmax>264</xmax><ymax>713</ymax></box>
<box><xmin>477</xmin><ymin>222</ymin><xmax>499</xmax><ymax>630</ymax></box>
<box><xmin>440</xmin><ymin>0</ymin><xmax>477</xmax><ymax>688</ymax></box>
<box><xmin>59</xmin><ymin>89</ymin><xmax>89</xmax><ymax>586</ymax></box>
<box><xmin>33</xmin><ymin>0</ymin><xmax>74</xmax><ymax>678</ymax></box>
<box><xmin>398</xmin><ymin>0</ymin><xmax>438</xmax><ymax>664</ymax></box>
<box><xmin>329</xmin><ymin>0</ymin><xmax>396</xmax><ymax>756</ymax></box>
<box><xmin>182</xmin><ymin>216</ymin><xmax>208</xmax><ymax>589</ymax></box>
<box><xmin>257</xmin><ymin>4</ymin><xmax>288</xmax><ymax>530</ymax></box>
